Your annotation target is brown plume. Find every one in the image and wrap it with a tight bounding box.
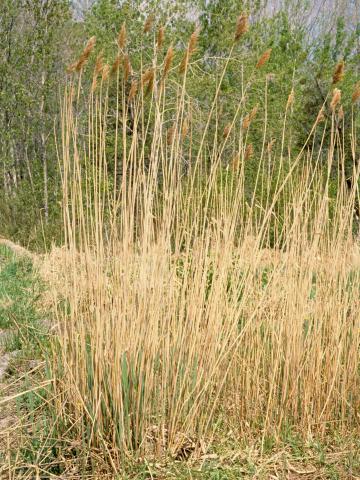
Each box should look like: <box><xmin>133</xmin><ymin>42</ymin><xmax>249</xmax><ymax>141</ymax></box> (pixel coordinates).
<box><xmin>163</xmin><ymin>45</ymin><xmax>174</xmax><ymax>80</ymax></box>
<box><xmin>157</xmin><ymin>26</ymin><xmax>165</xmax><ymax>49</ymax></box>
<box><xmin>118</xmin><ymin>23</ymin><xmax>127</xmax><ymax>50</ymax></box>
<box><xmin>111</xmin><ymin>55</ymin><xmax>122</xmax><ymax>76</ymax></box>
<box><xmin>180</xmin><ymin>28</ymin><xmax>200</xmax><ymax>74</ymax></box>
<box><xmin>256</xmin><ymin>49</ymin><xmax>272</xmax><ymax>69</ymax></box>
<box><xmin>234</xmin><ymin>14</ymin><xmax>249</xmax><ymax>41</ymax></box>
<box><xmin>67</xmin><ymin>36</ymin><xmax>96</xmax><ymax>73</ymax></box>
<box><xmin>123</xmin><ymin>55</ymin><xmax>132</xmax><ymax>82</ymax></box>
<box><xmin>128</xmin><ymin>79</ymin><xmax>138</xmax><ymax>101</ymax></box>
<box><xmin>332</xmin><ymin>60</ymin><xmax>345</xmax><ymax>84</ymax></box>
<box><xmin>223</xmin><ymin>123</ymin><xmax>232</xmax><ymax>138</ymax></box>
<box><xmin>352</xmin><ymin>82</ymin><xmax>360</xmax><ymax>104</ymax></box>
<box><xmin>244</xmin><ymin>144</ymin><xmax>253</xmax><ymax>160</ymax></box>
<box><xmin>330</xmin><ymin>88</ymin><xmax>341</xmax><ymax>111</ymax></box>
<box><xmin>242</xmin><ymin>105</ymin><xmax>258</xmax><ymax>130</ymax></box>
<box><xmin>144</xmin><ymin>14</ymin><xmax>154</xmax><ymax>34</ymax></box>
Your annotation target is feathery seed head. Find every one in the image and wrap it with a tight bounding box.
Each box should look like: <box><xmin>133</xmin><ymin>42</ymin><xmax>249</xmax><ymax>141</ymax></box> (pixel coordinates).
<box><xmin>231</xmin><ymin>153</ymin><xmax>240</xmax><ymax>171</ymax></box>
<box><xmin>142</xmin><ymin>68</ymin><xmax>155</xmax><ymax>95</ymax></box>
<box><xmin>144</xmin><ymin>14</ymin><xmax>154</xmax><ymax>33</ymax></box>
<box><xmin>267</xmin><ymin>138</ymin><xmax>276</xmax><ymax>153</ymax></box>
<box><xmin>180</xmin><ymin>28</ymin><xmax>200</xmax><ymax>74</ymax></box>
<box><xmin>94</xmin><ymin>53</ymin><xmax>103</xmax><ymax>76</ymax></box>
<box><xmin>142</xmin><ymin>68</ymin><xmax>154</xmax><ymax>85</ymax></box>
<box><xmin>128</xmin><ymin>79</ymin><xmax>138</xmax><ymax>101</ymax></box>
<box><xmin>91</xmin><ymin>52</ymin><xmax>104</xmax><ymax>91</ymax></box>
<box><xmin>188</xmin><ymin>28</ymin><xmax>200</xmax><ymax>56</ymax></box>
<box><xmin>330</xmin><ymin>88</ymin><xmax>341</xmax><ymax>111</ymax></box>
<box><xmin>179</xmin><ymin>54</ymin><xmax>188</xmax><ymax>74</ymax></box>
<box><xmin>167</xmin><ymin>125</ymin><xmax>176</xmax><ymax>145</ymax></box>
<box><xmin>157</xmin><ymin>26</ymin><xmax>165</xmax><ymax>49</ymax></box>
<box><xmin>242</xmin><ymin>105</ymin><xmax>258</xmax><ymax>130</ymax></box>
<box><xmin>181</xmin><ymin>118</ymin><xmax>189</xmax><ymax>141</ymax></box>
<box><xmin>256</xmin><ymin>49</ymin><xmax>272</xmax><ymax>69</ymax></box>
<box><xmin>286</xmin><ymin>88</ymin><xmax>295</xmax><ymax>109</ymax></box>
<box><xmin>245</xmin><ymin>144</ymin><xmax>253</xmax><ymax>160</ymax></box>
<box><xmin>67</xmin><ymin>62</ymin><xmax>77</xmax><ymax>74</ymax></box>
<box><xmin>75</xmin><ymin>35</ymin><xmax>96</xmax><ymax>72</ymax></box>
<box><xmin>118</xmin><ymin>23</ymin><xmax>127</xmax><ymax>50</ymax></box>
<box><xmin>332</xmin><ymin>60</ymin><xmax>345</xmax><ymax>84</ymax></box>
<box><xmin>352</xmin><ymin>82</ymin><xmax>360</xmax><ymax>104</ymax></box>
<box><xmin>163</xmin><ymin>45</ymin><xmax>174</xmax><ymax>79</ymax></box>
<box><xmin>223</xmin><ymin>123</ymin><xmax>232</xmax><ymax>138</ymax></box>
<box><xmin>235</xmin><ymin>14</ymin><xmax>249</xmax><ymax>41</ymax></box>
<box><xmin>101</xmin><ymin>64</ymin><xmax>110</xmax><ymax>82</ymax></box>
<box><xmin>123</xmin><ymin>54</ymin><xmax>132</xmax><ymax>82</ymax></box>
<box><xmin>315</xmin><ymin>107</ymin><xmax>325</xmax><ymax>125</ymax></box>
<box><xmin>111</xmin><ymin>55</ymin><xmax>122</xmax><ymax>76</ymax></box>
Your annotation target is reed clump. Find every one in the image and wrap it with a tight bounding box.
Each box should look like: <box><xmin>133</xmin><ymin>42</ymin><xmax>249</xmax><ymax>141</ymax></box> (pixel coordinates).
<box><xmin>50</xmin><ymin>19</ymin><xmax>360</xmax><ymax>475</ymax></box>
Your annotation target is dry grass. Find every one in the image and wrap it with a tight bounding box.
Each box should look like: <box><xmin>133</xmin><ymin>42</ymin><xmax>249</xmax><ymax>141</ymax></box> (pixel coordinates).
<box><xmin>35</xmin><ymin>19</ymin><xmax>360</xmax><ymax>475</ymax></box>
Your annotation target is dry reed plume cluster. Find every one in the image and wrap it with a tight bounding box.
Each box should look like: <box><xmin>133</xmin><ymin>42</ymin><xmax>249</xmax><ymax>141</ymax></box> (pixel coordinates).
<box><xmin>50</xmin><ymin>15</ymin><xmax>360</xmax><ymax>469</ymax></box>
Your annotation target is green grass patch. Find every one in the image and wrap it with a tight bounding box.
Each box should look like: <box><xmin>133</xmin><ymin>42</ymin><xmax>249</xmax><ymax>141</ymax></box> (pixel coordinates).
<box><xmin>0</xmin><ymin>245</ymin><xmax>46</xmax><ymax>355</ymax></box>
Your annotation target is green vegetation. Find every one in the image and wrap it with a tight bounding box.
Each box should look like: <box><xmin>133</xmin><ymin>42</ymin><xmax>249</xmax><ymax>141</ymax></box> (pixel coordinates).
<box><xmin>1</xmin><ymin>0</ymin><xmax>360</xmax><ymax>247</ymax></box>
<box><xmin>0</xmin><ymin>245</ymin><xmax>45</xmax><ymax>353</ymax></box>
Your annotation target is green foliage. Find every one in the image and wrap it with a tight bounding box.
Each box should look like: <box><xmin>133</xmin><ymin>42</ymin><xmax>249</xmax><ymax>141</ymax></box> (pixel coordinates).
<box><xmin>1</xmin><ymin>0</ymin><xmax>360</xmax><ymax>250</ymax></box>
<box><xmin>0</xmin><ymin>245</ymin><xmax>46</xmax><ymax>353</ymax></box>
<box><xmin>0</xmin><ymin>0</ymin><xmax>75</xmax><ymax>248</ymax></box>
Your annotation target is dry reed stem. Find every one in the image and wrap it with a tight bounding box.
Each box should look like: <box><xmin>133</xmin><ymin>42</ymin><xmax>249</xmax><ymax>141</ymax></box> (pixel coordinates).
<box><xmin>338</xmin><ymin>105</ymin><xmax>344</xmax><ymax>121</ymax></box>
<box><xmin>123</xmin><ymin>54</ymin><xmax>132</xmax><ymax>82</ymax></box>
<box><xmin>167</xmin><ymin>124</ymin><xmax>176</xmax><ymax>145</ymax></box>
<box><xmin>267</xmin><ymin>138</ymin><xmax>276</xmax><ymax>153</ymax></box>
